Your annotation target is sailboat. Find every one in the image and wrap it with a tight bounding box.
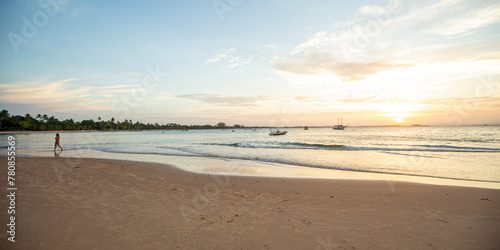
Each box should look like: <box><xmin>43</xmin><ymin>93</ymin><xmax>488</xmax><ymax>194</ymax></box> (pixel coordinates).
<box><xmin>333</xmin><ymin>117</ymin><xmax>347</xmax><ymax>130</ymax></box>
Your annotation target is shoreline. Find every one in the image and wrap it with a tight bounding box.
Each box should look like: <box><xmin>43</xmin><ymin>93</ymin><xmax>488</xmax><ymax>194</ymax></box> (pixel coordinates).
<box><xmin>2</xmin><ymin>124</ymin><xmax>500</xmax><ymax>135</ymax></box>
<box><xmin>15</xmin><ymin>149</ymin><xmax>500</xmax><ymax>190</ymax></box>
<box><xmin>1</xmin><ymin>156</ymin><xmax>499</xmax><ymax>249</ymax></box>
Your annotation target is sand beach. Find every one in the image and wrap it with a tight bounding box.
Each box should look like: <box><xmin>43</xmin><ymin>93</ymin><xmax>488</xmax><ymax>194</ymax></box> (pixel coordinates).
<box><xmin>1</xmin><ymin>156</ymin><xmax>499</xmax><ymax>249</ymax></box>
<box><xmin>3</xmin><ymin>0</ymin><xmax>500</xmax><ymax>249</ymax></box>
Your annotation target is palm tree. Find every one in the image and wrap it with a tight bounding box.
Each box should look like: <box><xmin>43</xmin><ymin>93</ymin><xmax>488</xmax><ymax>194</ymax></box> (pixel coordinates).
<box><xmin>0</xmin><ymin>110</ymin><xmax>10</xmax><ymax>128</ymax></box>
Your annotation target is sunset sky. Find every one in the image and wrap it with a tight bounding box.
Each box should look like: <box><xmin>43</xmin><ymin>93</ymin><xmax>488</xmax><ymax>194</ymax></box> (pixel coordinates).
<box><xmin>1</xmin><ymin>0</ymin><xmax>499</xmax><ymax>126</ymax></box>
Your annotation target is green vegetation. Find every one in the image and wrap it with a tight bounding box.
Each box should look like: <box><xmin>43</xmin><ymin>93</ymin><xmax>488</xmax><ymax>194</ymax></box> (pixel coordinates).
<box><xmin>0</xmin><ymin>110</ymin><xmax>244</xmax><ymax>131</ymax></box>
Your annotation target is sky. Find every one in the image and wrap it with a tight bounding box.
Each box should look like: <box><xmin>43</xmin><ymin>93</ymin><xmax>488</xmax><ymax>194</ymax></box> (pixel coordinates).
<box><xmin>1</xmin><ymin>0</ymin><xmax>499</xmax><ymax>126</ymax></box>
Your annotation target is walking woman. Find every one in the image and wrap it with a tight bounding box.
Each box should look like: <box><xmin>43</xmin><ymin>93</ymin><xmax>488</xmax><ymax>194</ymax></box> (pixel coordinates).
<box><xmin>54</xmin><ymin>133</ymin><xmax>63</xmax><ymax>151</ymax></box>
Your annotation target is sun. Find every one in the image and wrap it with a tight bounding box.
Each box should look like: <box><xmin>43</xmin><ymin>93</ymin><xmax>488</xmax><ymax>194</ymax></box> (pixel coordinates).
<box><xmin>377</xmin><ymin>102</ymin><xmax>417</xmax><ymax>124</ymax></box>
<box><xmin>393</xmin><ymin>117</ymin><xmax>405</xmax><ymax>123</ymax></box>
<box><xmin>389</xmin><ymin>113</ymin><xmax>412</xmax><ymax>124</ymax></box>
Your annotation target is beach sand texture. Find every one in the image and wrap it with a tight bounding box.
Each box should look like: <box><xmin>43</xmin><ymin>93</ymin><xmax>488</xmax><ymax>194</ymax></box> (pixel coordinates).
<box><xmin>1</xmin><ymin>157</ymin><xmax>499</xmax><ymax>249</ymax></box>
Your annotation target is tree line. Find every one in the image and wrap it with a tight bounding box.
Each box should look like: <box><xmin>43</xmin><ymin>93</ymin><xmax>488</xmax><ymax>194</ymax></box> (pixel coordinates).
<box><xmin>0</xmin><ymin>110</ymin><xmax>244</xmax><ymax>131</ymax></box>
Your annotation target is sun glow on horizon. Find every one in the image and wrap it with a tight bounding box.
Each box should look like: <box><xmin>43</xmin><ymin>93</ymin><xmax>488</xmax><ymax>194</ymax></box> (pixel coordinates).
<box><xmin>376</xmin><ymin>102</ymin><xmax>418</xmax><ymax>124</ymax></box>
<box><xmin>0</xmin><ymin>1</ymin><xmax>499</xmax><ymax>126</ymax></box>
<box><xmin>393</xmin><ymin>117</ymin><xmax>405</xmax><ymax>123</ymax></box>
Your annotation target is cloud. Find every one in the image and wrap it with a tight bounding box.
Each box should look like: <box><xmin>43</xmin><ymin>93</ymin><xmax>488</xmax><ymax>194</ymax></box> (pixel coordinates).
<box><xmin>177</xmin><ymin>93</ymin><xmax>268</xmax><ymax>107</ymax></box>
<box><xmin>274</xmin><ymin>52</ymin><xmax>410</xmax><ymax>81</ymax></box>
<box><xmin>292</xmin><ymin>96</ymin><xmax>322</xmax><ymax>103</ymax></box>
<box><xmin>271</xmin><ymin>0</ymin><xmax>500</xmax><ymax>81</ymax></box>
<box><xmin>421</xmin><ymin>96</ymin><xmax>500</xmax><ymax>107</ymax></box>
<box><xmin>206</xmin><ymin>48</ymin><xmax>252</xmax><ymax>68</ymax></box>
<box><xmin>0</xmin><ymin>79</ymin><xmax>88</xmax><ymax>105</ymax></box>
<box><xmin>338</xmin><ymin>94</ymin><xmax>381</xmax><ymax>103</ymax></box>
<box><xmin>0</xmin><ymin>79</ymin><xmax>155</xmax><ymax>111</ymax></box>
<box><xmin>262</xmin><ymin>44</ymin><xmax>275</xmax><ymax>51</ymax></box>
<box><xmin>115</xmin><ymin>70</ymin><xmax>164</xmax><ymax>82</ymax></box>
<box><xmin>417</xmin><ymin>0</ymin><xmax>500</xmax><ymax>36</ymax></box>
<box><xmin>290</xmin><ymin>94</ymin><xmax>412</xmax><ymax>106</ymax></box>
<box><xmin>206</xmin><ymin>48</ymin><xmax>236</xmax><ymax>63</ymax></box>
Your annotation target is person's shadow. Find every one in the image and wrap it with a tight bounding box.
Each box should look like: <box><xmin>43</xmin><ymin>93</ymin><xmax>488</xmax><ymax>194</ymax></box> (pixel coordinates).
<box><xmin>54</xmin><ymin>150</ymin><xmax>63</xmax><ymax>158</ymax></box>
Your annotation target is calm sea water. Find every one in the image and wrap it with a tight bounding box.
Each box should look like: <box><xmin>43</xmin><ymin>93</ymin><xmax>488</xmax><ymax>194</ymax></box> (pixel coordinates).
<box><xmin>2</xmin><ymin>126</ymin><xmax>500</xmax><ymax>184</ymax></box>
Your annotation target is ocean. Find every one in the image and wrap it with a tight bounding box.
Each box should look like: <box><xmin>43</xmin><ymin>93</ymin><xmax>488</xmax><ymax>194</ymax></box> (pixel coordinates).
<box><xmin>2</xmin><ymin>126</ymin><xmax>500</xmax><ymax>187</ymax></box>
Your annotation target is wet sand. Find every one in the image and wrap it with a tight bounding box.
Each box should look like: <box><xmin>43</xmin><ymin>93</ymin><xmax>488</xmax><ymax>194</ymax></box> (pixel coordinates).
<box><xmin>0</xmin><ymin>157</ymin><xmax>499</xmax><ymax>249</ymax></box>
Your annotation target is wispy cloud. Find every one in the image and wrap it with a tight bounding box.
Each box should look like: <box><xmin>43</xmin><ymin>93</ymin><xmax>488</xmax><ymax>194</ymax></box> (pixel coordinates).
<box><xmin>421</xmin><ymin>95</ymin><xmax>500</xmax><ymax>107</ymax></box>
<box><xmin>177</xmin><ymin>93</ymin><xmax>268</xmax><ymax>107</ymax></box>
<box><xmin>290</xmin><ymin>94</ymin><xmax>413</xmax><ymax>106</ymax></box>
<box><xmin>417</xmin><ymin>0</ymin><xmax>500</xmax><ymax>36</ymax></box>
<box><xmin>206</xmin><ymin>48</ymin><xmax>236</xmax><ymax>63</ymax></box>
<box><xmin>271</xmin><ymin>0</ymin><xmax>500</xmax><ymax>81</ymax></box>
<box><xmin>274</xmin><ymin>55</ymin><xmax>411</xmax><ymax>81</ymax></box>
<box><xmin>338</xmin><ymin>94</ymin><xmax>381</xmax><ymax>103</ymax></box>
<box><xmin>206</xmin><ymin>48</ymin><xmax>252</xmax><ymax>68</ymax></box>
<box><xmin>0</xmin><ymin>79</ymin><xmax>88</xmax><ymax>104</ymax></box>
<box><xmin>0</xmin><ymin>79</ymin><xmax>152</xmax><ymax>111</ymax></box>
<box><xmin>114</xmin><ymin>70</ymin><xmax>163</xmax><ymax>82</ymax></box>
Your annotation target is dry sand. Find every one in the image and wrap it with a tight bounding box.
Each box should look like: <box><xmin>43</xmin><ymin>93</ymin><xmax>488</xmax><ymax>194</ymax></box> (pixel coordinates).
<box><xmin>0</xmin><ymin>157</ymin><xmax>499</xmax><ymax>249</ymax></box>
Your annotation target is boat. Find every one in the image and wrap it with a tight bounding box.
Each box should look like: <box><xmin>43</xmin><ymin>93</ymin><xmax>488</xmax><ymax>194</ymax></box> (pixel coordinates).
<box><xmin>304</xmin><ymin>126</ymin><xmax>309</xmax><ymax>130</ymax></box>
<box><xmin>333</xmin><ymin>117</ymin><xmax>347</xmax><ymax>130</ymax></box>
<box><xmin>269</xmin><ymin>128</ymin><xmax>287</xmax><ymax>136</ymax></box>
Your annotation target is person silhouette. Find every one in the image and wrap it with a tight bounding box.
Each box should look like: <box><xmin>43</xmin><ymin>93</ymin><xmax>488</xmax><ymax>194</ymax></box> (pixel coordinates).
<box><xmin>54</xmin><ymin>133</ymin><xmax>63</xmax><ymax>151</ymax></box>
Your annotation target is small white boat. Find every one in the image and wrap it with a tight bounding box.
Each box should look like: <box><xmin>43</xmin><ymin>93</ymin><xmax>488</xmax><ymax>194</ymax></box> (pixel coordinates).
<box><xmin>269</xmin><ymin>128</ymin><xmax>287</xmax><ymax>136</ymax></box>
